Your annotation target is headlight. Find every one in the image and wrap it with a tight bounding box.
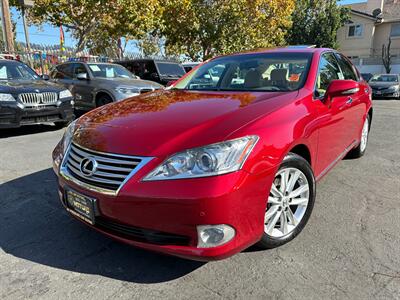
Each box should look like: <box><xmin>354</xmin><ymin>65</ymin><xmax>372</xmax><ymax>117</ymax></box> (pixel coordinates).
<box><xmin>387</xmin><ymin>86</ymin><xmax>399</xmax><ymax>92</ymax></box>
<box><xmin>143</xmin><ymin>135</ymin><xmax>258</xmax><ymax>181</ymax></box>
<box><xmin>59</xmin><ymin>89</ymin><xmax>72</xmax><ymax>99</ymax></box>
<box><xmin>115</xmin><ymin>86</ymin><xmax>140</xmax><ymax>95</ymax></box>
<box><xmin>0</xmin><ymin>93</ymin><xmax>15</xmax><ymax>102</ymax></box>
<box><xmin>62</xmin><ymin>120</ymin><xmax>77</xmax><ymax>153</ymax></box>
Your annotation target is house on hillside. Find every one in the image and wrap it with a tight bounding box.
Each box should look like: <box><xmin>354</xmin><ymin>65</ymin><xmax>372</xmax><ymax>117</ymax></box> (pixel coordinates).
<box><xmin>337</xmin><ymin>0</ymin><xmax>400</xmax><ymax>73</ymax></box>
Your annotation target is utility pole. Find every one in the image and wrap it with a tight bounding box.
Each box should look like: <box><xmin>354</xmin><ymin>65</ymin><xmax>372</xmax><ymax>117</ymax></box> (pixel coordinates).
<box><xmin>0</xmin><ymin>1</ymin><xmax>7</xmax><ymax>52</ymax></box>
<box><xmin>1</xmin><ymin>0</ymin><xmax>14</xmax><ymax>53</ymax></box>
<box><xmin>18</xmin><ymin>0</ymin><xmax>34</xmax><ymax>52</ymax></box>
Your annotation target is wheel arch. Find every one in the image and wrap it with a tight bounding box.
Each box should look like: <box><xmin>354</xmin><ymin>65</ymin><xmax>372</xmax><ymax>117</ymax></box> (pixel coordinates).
<box><xmin>288</xmin><ymin>144</ymin><xmax>312</xmax><ymax>167</ymax></box>
<box><xmin>95</xmin><ymin>90</ymin><xmax>115</xmax><ymax>104</ymax></box>
<box><xmin>367</xmin><ymin>107</ymin><xmax>373</xmax><ymax>129</ymax></box>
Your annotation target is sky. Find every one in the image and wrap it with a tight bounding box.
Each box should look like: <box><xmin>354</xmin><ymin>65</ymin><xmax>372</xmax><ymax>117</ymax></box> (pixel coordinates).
<box><xmin>12</xmin><ymin>0</ymin><xmax>366</xmax><ymax>50</ymax></box>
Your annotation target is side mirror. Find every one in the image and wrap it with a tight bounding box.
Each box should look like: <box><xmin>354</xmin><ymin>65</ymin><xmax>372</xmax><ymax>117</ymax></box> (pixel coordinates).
<box><xmin>326</xmin><ymin>80</ymin><xmax>359</xmax><ymax>98</ymax></box>
<box><xmin>41</xmin><ymin>74</ymin><xmax>50</xmax><ymax>80</ymax></box>
<box><xmin>150</xmin><ymin>72</ymin><xmax>159</xmax><ymax>80</ymax></box>
<box><xmin>76</xmin><ymin>73</ymin><xmax>88</xmax><ymax>80</ymax></box>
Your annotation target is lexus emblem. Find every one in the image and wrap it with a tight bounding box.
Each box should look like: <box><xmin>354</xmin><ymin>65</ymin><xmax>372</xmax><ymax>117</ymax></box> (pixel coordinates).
<box><xmin>80</xmin><ymin>157</ymin><xmax>98</xmax><ymax>177</ymax></box>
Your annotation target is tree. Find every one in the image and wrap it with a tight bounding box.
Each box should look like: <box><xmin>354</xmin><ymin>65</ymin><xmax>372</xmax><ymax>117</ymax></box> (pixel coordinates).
<box><xmin>12</xmin><ymin>0</ymin><xmax>161</xmax><ymax>54</ymax></box>
<box><xmin>160</xmin><ymin>0</ymin><xmax>294</xmax><ymax>61</ymax></box>
<box><xmin>288</xmin><ymin>0</ymin><xmax>349</xmax><ymax>48</ymax></box>
<box><xmin>382</xmin><ymin>38</ymin><xmax>392</xmax><ymax>74</ymax></box>
<box><xmin>136</xmin><ymin>34</ymin><xmax>163</xmax><ymax>57</ymax></box>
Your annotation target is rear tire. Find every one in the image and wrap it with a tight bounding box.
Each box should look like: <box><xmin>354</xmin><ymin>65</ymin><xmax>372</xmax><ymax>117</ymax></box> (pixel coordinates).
<box><xmin>257</xmin><ymin>153</ymin><xmax>316</xmax><ymax>249</ymax></box>
<box><xmin>346</xmin><ymin>115</ymin><xmax>370</xmax><ymax>159</ymax></box>
<box><xmin>96</xmin><ymin>94</ymin><xmax>113</xmax><ymax>107</ymax></box>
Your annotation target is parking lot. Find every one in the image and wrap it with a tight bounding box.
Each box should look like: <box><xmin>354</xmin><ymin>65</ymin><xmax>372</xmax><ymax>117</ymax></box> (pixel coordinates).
<box><xmin>0</xmin><ymin>100</ymin><xmax>399</xmax><ymax>299</ymax></box>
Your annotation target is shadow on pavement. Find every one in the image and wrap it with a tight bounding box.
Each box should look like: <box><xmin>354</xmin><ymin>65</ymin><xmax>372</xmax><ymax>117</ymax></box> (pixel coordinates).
<box><xmin>0</xmin><ymin>124</ymin><xmax>61</xmax><ymax>139</ymax></box>
<box><xmin>0</xmin><ymin>169</ymin><xmax>204</xmax><ymax>283</ymax></box>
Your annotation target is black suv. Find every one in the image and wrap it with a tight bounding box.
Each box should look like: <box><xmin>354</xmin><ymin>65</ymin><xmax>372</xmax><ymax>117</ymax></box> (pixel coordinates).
<box><xmin>0</xmin><ymin>59</ymin><xmax>74</xmax><ymax>129</ymax></box>
<box><xmin>116</xmin><ymin>59</ymin><xmax>186</xmax><ymax>85</ymax></box>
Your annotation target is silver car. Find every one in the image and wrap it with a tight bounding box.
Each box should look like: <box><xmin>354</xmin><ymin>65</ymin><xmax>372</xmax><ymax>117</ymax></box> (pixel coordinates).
<box><xmin>369</xmin><ymin>74</ymin><xmax>400</xmax><ymax>99</ymax></box>
<box><xmin>50</xmin><ymin>62</ymin><xmax>163</xmax><ymax>111</ymax></box>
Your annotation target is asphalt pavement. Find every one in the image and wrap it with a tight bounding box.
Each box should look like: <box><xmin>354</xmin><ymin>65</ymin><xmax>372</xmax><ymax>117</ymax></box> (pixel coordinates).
<box><xmin>0</xmin><ymin>100</ymin><xmax>399</xmax><ymax>299</ymax></box>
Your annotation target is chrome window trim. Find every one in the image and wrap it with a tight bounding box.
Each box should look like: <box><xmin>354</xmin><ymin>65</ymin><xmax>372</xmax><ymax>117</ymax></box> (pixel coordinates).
<box><xmin>60</xmin><ymin>142</ymin><xmax>154</xmax><ymax>196</ymax></box>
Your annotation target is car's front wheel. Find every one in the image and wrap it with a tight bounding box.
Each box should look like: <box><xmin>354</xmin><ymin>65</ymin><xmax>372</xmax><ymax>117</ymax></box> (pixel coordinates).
<box><xmin>96</xmin><ymin>94</ymin><xmax>113</xmax><ymax>107</ymax></box>
<box><xmin>346</xmin><ymin>115</ymin><xmax>370</xmax><ymax>159</ymax></box>
<box><xmin>258</xmin><ymin>153</ymin><xmax>316</xmax><ymax>249</ymax></box>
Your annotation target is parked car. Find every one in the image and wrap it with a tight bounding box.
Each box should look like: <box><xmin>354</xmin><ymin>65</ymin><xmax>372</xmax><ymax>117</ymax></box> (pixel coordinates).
<box><xmin>50</xmin><ymin>62</ymin><xmax>162</xmax><ymax>111</ymax></box>
<box><xmin>361</xmin><ymin>73</ymin><xmax>373</xmax><ymax>82</ymax></box>
<box><xmin>116</xmin><ymin>59</ymin><xmax>186</xmax><ymax>86</ymax></box>
<box><xmin>182</xmin><ymin>62</ymin><xmax>201</xmax><ymax>73</ymax></box>
<box><xmin>0</xmin><ymin>59</ymin><xmax>74</xmax><ymax>129</ymax></box>
<box><xmin>53</xmin><ymin>47</ymin><xmax>372</xmax><ymax>261</ymax></box>
<box><xmin>368</xmin><ymin>74</ymin><xmax>400</xmax><ymax>99</ymax></box>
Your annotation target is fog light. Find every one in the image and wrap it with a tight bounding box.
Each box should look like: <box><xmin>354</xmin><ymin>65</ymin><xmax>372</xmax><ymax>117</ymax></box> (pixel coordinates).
<box><xmin>197</xmin><ymin>224</ymin><xmax>235</xmax><ymax>248</ymax></box>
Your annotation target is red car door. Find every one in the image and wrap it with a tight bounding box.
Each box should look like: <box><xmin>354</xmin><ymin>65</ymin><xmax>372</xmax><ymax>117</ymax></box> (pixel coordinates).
<box><xmin>313</xmin><ymin>52</ymin><xmax>351</xmax><ymax>178</ymax></box>
<box><xmin>335</xmin><ymin>53</ymin><xmax>368</xmax><ymax>145</ymax></box>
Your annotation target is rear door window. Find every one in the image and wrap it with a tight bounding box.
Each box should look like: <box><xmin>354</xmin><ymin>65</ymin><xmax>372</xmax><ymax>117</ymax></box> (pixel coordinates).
<box><xmin>335</xmin><ymin>54</ymin><xmax>358</xmax><ymax>81</ymax></box>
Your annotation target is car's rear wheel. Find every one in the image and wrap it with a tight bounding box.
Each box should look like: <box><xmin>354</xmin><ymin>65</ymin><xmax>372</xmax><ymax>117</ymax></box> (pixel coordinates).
<box><xmin>346</xmin><ymin>115</ymin><xmax>370</xmax><ymax>159</ymax></box>
<box><xmin>96</xmin><ymin>94</ymin><xmax>113</xmax><ymax>107</ymax></box>
<box><xmin>258</xmin><ymin>153</ymin><xmax>315</xmax><ymax>249</ymax></box>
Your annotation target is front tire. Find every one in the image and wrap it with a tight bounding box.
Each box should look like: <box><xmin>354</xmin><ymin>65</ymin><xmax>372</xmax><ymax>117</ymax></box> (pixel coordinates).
<box><xmin>96</xmin><ymin>94</ymin><xmax>113</xmax><ymax>107</ymax></box>
<box><xmin>346</xmin><ymin>115</ymin><xmax>370</xmax><ymax>159</ymax></box>
<box><xmin>258</xmin><ymin>153</ymin><xmax>316</xmax><ymax>249</ymax></box>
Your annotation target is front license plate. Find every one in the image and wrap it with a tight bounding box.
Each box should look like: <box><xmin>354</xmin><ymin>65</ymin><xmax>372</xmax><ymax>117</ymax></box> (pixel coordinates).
<box><xmin>376</xmin><ymin>91</ymin><xmax>382</xmax><ymax>95</ymax></box>
<box><xmin>65</xmin><ymin>190</ymin><xmax>96</xmax><ymax>225</ymax></box>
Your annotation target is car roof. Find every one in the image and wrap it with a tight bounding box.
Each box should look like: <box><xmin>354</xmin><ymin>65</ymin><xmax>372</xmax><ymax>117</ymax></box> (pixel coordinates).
<box><xmin>58</xmin><ymin>61</ymin><xmax>122</xmax><ymax>66</ymax></box>
<box><xmin>116</xmin><ymin>59</ymin><xmax>181</xmax><ymax>64</ymax></box>
<box><xmin>0</xmin><ymin>59</ymin><xmax>24</xmax><ymax>64</ymax></box>
<box><xmin>213</xmin><ymin>46</ymin><xmax>332</xmax><ymax>60</ymax></box>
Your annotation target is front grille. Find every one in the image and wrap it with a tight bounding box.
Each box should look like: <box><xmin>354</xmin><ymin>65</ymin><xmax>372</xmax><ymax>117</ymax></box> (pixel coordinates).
<box><xmin>64</xmin><ymin>143</ymin><xmax>143</xmax><ymax>192</ymax></box>
<box><xmin>19</xmin><ymin>92</ymin><xmax>58</xmax><ymax>106</ymax></box>
<box><xmin>95</xmin><ymin>216</ymin><xmax>191</xmax><ymax>246</ymax></box>
<box><xmin>371</xmin><ymin>86</ymin><xmax>387</xmax><ymax>91</ymax></box>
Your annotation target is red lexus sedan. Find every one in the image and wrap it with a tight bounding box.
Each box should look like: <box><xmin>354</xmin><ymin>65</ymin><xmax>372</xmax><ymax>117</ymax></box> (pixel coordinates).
<box><xmin>52</xmin><ymin>47</ymin><xmax>372</xmax><ymax>261</ymax></box>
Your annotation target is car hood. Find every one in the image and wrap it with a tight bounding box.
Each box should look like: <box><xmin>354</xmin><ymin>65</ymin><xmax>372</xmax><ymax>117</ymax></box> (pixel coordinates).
<box><xmin>94</xmin><ymin>77</ymin><xmax>163</xmax><ymax>89</ymax></box>
<box><xmin>0</xmin><ymin>79</ymin><xmax>65</xmax><ymax>93</ymax></box>
<box><xmin>73</xmin><ymin>89</ymin><xmax>298</xmax><ymax>157</ymax></box>
<box><xmin>369</xmin><ymin>81</ymin><xmax>399</xmax><ymax>88</ymax></box>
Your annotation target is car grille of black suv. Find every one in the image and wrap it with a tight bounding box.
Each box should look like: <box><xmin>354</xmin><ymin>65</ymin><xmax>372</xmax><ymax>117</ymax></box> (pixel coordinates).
<box><xmin>19</xmin><ymin>92</ymin><xmax>58</xmax><ymax>106</ymax></box>
<box><xmin>63</xmin><ymin>143</ymin><xmax>146</xmax><ymax>193</ymax></box>
<box><xmin>95</xmin><ymin>216</ymin><xmax>191</xmax><ymax>246</ymax></box>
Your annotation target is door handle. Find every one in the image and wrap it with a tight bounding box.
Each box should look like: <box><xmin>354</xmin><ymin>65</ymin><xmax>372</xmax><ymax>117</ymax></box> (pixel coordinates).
<box><xmin>346</xmin><ymin>97</ymin><xmax>353</xmax><ymax>104</ymax></box>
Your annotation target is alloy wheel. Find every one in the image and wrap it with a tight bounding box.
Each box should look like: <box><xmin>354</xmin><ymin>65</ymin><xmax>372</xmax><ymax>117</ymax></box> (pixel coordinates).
<box><xmin>265</xmin><ymin>167</ymin><xmax>310</xmax><ymax>238</ymax></box>
<box><xmin>360</xmin><ymin>118</ymin><xmax>369</xmax><ymax>152</ymax></box>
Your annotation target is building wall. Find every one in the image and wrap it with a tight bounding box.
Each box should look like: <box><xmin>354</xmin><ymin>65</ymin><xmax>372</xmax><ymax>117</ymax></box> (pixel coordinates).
<box><xmin>382</xmin><ymin>0</ymin><xmax>400</xmax><ymax>19</ymax></box>
<box><xmin>337</xmin><ymin>15</ymin><xmax>376</xmax><ymax>58</ymax></box>
<box><xmin>373</xmin><ymin>22</ymin><xmax>400</xmax><ymax>57</ymax></box>
<box><xmin>366</xmin><ymin>0</ymin><xmax>384</xmax><ymax>14</ymax></box>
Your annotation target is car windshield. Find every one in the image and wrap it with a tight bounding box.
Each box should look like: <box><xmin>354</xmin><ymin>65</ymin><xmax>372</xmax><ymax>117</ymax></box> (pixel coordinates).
<box><xmin>173</xmin><ymin>52</ymin><xmax>312</xmax><ymax>92</ymax></box>
<box><xmin>0</xmin><ymin>61</ymin><xmax>40</xmax><ymax>80</ymax></box>
<box><xmin>155</xmin><ymin>62</ymin><xmax>186</xmax><ymax>77</ymax></box>
<box><xmin>370</xmin><ymin>75</ymin><xmax>398</xmax><ymax>82</ymax></box>
<box><xmin>88</xmin><ymin>63</ymin><xmax>134</xmax><ymax>79</ymax></box>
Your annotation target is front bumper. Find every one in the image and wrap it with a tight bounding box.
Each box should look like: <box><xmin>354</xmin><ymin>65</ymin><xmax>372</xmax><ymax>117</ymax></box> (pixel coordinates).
<box><xmin>372</xmin><ymin>90</ymin><xmax>399</xmax><ymax>98</ymax></box>
<box><xmin>0</xmin><ymin>98</ymin><xmax>74</xmax><ymax>128</ymax></box>
<box><xmin>53</xmin><ymin>144</ymin><xmax>274</xmax><ymax>261</ymax></box>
